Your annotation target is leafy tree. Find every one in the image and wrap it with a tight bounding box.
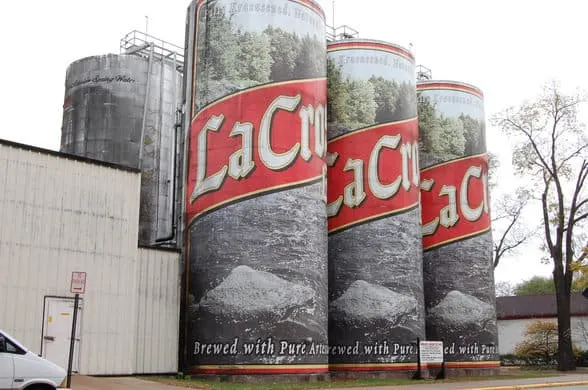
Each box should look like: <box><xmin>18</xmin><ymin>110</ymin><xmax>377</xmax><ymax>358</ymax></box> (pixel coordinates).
<box><xmin>393</xmin><ymin>81</ymin><xmax>418</xmax><ymax>121</ymax></box>
<box><xmin>235</xmin><ymin>31</ymin><xmax>272</xmax><ymax>84</ymax></box>
<box><xmin>327</xmin><ymin>59</ymin><xmax>350</xmax><ymax>124</ymax></box>
<box><xmin>368</xmin><ymin>78</ymin><xmax>417</xmax><ymax>124</ymax></box>
<box><xmin>495</xmin><ymin>281</ymin><xmax>515</xmax><ymax>297</ymax></box>
<box><xmin>515</xmin><ymin>276</ymin><xmax>557</xmax><ymax>295</ymax></box>
<box><xmin>514</xmin><ymin>320</ymin><xmax>559</xmax><ymax>364</ymax></box>
<box><xmin>346</xmin><ymin>79</ymin><xmax>376</xmax><ymax>129</ymax></box>
<box><xmin>570</xmin><ymin>242</ymin><xmax>588</xmax><ymax>289</ymax></box>
<box><xmin>444</xmin><ymin>117</ymin><xmax>466</xmax><ymax>156</ymax></box>
<box><xmin>459</xmin><ymin>114</ymin><xmax>486</xmax><ymax>155</ymax></box>
<box><xmin>294</xmin><ymin>34</ymin><xmax>326</xmax><ymax>80</ymax></box>
<box><xmin>369</xmin><ymin>76</ymin><xmax>398</xmax><ymax>123</ymax></box>
<box><xmin>492</xmin><ymin>81</ymin><xmax>588</xmax><ymax>371</ymax></box>
<box><xmin>196</xmin><ymin>9</ymin><xmax>239</xmax><ymax>82</ymax></box>
<box><xmin>417</xmin><ymin>96</ymin><xmax>465</xmax><ymax>158</ymax></box>
<box><xmin>487</xmin><ymin>151</ymin><xmax>500</xmax><ymax>190</ymax></box>
<box><xmin>264</xmin><ymin>27</ymin><xmax>301</xmax><ymax>82</ymax></box>
<box><xmin>514</xmin><ymin>320</ymin><xmax>582</xmax><ymax>365</ymax></box>
<box><xmin>515</xmin><ymin>275</ymin><xmax>584</xmax><ymax>295</ymax></box>
<box><xmin>417</xmin><ymin>94</ymin><xmax>438</xmax><ymax>153</ymax></box>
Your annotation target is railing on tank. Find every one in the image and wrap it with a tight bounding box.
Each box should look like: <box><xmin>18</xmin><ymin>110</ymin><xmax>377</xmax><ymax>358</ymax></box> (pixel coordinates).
<box><xmin>120</xmin><ymin>30</ymin><xmax>184</xmax><ymax>72</ymax></box>
<box><xmin>326</xmin><ymin>25</ymin><xmax>359</xmax><ymax>42</ymax></box>
<box><xmin>416</xmin><ymin>65</ymin><xmax>433</xmax><ymax>81</ymax></box>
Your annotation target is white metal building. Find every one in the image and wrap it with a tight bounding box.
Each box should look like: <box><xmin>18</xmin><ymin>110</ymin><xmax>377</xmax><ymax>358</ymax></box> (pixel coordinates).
<box><xmin>0</xmin><ymin>140</ymin><xmax>181</xmax><ymax>375</ymax></box>
<box><xmin>497</xmin><ymin>293</ymin><xmax>588</xmax><ymax>355</ymax></box>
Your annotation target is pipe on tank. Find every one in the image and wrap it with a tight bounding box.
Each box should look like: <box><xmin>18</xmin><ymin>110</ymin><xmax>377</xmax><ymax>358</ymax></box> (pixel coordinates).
<box><xmin>154</xmin><ymin>53</ymin><xmax>180</xmax><ymax>245</ymax></box>
<box><xmin>154</xmin><ymin>48</ymin><xmax>166</xmax><ymax>241</ymax></box>
<box><xmin>138</xmin><ymin>44</ymin><xmax>155</xmax><ymax>170</ymax></box>
<box><xmin>154</xmin><ymin>119</ymin><xmax>180</xmax><ymax>245</ymax></box>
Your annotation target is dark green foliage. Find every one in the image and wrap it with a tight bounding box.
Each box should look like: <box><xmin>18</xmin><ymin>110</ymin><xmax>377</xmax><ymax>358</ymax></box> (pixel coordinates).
<box><xmin>327</xmin><ymin>59</ymin><xmax>350</xmax><ymax>124</ymax></box>
<box><xmin>236</xmin><ymin>31</ymin><xmax>272</xmax><ymax>83</ymax></box>
<box><xmin>196</xmin><ymin>5</ymin><xmax>240</xmax><ymax>81</ymax></box>
<box><xmin>193</xmin><ymin>8</ymin><xmax>325</xmax><ymax>109</ymax></box>
<box><xmin>264</xmin><ymin>27</ymin><xmax>301</xmax><ymax>81</ymax></box>
<box><xmin>417</xmin><ymin>94</ymin><xmax>485</xmax><ymax>159</ymax></box>
<box><xmin>327</xmin><ymin>62</ymin><xmax>416</xmax><ymax>129</ymax></box>
<box><xmin>460</xmin><ymin>113</ymin><xmax>487</xmax><ymax>155</ymax></box>
<box><xmin>575</xmin><ymin>350</ymin><xmax>588</xmax><ymax>367</ymax></box>
<box><xmin>394</xmin><ymin>81</ymin><xmax>418</xmax><ymax>120</ymax></box>
<box><xmin>294</xmin><ymin>35</ymin><xmax>326</xmax><ymax>80</ymax></box>
<box><xmin>346</xmin><ymin>79</ymin><xmax>377</xmax><ymax>128</ymax></box>
<box><xmin>513</xmin><ymin>275</ymin><xmax>583</xmax><ymax>295</ymax></box>
<box><xmin>369</xmin><ymin>76</ymin><xmax>399</xmax><ymax>123</ymax></box>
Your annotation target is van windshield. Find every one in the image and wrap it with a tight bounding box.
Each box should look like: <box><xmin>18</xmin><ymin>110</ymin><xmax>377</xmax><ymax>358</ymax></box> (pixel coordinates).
<box><xmin>0</xmin><ymin>330</ymin><xmax>28</xmax><ymax>354</ymax></box>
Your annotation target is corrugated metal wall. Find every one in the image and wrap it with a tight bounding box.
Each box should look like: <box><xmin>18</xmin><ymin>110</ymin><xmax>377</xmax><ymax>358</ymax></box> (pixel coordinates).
<box><xmin>135</xmin><ymin>247</ymin><xmax>180</xmax><ymax>374</ymax></box>
<box><xmin>0</xmin><ymin>142</ymin><xmax>180</xmax><ymax>375</ymax></box>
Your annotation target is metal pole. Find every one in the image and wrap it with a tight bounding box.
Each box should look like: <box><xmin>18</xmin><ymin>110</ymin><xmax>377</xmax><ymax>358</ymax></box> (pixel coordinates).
<box><xmin>66</xmin><ymin>294</ymin><xmax>80</xmax><ymax>388</ymax></box>
<box><xmin>332</xmin><ymin>0</ymin><xmax>335</xmax><ymax>28</ymax></box>
<box><xmin>437</xmin><ymin>339</ymin><xmax>446</xmax><ymax>380</ymax></box>
<box><xmin>413</xmin><ymin>337</ymin><xmax>422</xmax><ymax>380</ymax></box>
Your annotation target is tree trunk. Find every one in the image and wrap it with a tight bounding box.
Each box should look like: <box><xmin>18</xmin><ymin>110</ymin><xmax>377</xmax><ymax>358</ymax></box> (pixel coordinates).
<box><xmin>556</xmin><ymin>284</ymin><xmax>576</xmax><ymax>370</ymax></box>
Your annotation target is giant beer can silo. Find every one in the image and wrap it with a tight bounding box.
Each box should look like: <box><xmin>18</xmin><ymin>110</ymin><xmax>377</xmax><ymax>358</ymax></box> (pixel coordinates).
<box><xmin>326</xmin><ymin>39</ymin><xmax>425</xmax><ymax>373</ymax></box>
<box><xmin>417</xmin><ymin>80</ymin><xmax>499</xmax><ymax>371</ymax></box>
<box><xmin>183</xmin><ymin>0</ymin><xmax>328</xmax><ymax>375</ymax></box>
<box><xmin>61</xmin><ymin>54</ymin><xmax>182</xmax><ymax>246</ymax></box>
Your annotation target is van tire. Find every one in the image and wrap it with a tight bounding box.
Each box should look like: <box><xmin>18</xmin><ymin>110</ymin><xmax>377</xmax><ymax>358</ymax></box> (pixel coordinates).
<box><xmin>24</xmin><ymin>385</ymin><xmax>55</xmax><ymax>390</ymax></box>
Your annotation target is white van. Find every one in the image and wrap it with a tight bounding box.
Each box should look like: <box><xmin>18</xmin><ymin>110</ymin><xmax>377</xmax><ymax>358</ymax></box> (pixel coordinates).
<box><xmin>0</xmin><ymin>329</ymin><xmax>68</xmax><ymax>390</ymax></box>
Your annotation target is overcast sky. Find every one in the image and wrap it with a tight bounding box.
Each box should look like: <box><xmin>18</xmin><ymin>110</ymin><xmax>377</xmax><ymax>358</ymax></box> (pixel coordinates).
<box><xmin>1</xmin><ymin>0</ymin><xmax>586</xmax><ymax>286</ymax></box>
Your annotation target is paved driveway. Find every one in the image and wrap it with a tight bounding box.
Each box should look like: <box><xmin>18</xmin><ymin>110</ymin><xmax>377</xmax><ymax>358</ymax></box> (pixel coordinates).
<box><xmin>70</xmin><ymin>376</ymin><xmax>190</xmax><ymax>390</ymax></box>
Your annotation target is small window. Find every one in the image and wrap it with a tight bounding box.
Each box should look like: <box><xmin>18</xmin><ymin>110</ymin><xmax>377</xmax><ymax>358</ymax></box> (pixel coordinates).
<box><xmin>5</xmin><ymin>339</ymin><xmax>25</xmax><ymax>355</ymax></box>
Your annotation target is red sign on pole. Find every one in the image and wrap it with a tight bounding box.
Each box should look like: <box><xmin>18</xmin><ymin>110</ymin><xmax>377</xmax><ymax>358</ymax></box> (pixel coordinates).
<box><xmin>70</xmin><ymin>272</ymin><xmax>87</xmax><ymax>294</ymax></box>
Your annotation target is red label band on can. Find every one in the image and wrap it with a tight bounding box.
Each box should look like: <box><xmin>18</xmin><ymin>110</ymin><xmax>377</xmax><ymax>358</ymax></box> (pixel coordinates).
<box><xmin>420</xmin><ymin>153</ymin><xmax>491</xmax><ymax>251</ymax></box>
<box><xmin>186</xmin><ymin>78</ymin><xmax>327</xmax><ymax>224</ymax></box>
<box><xmin>327</xmin><ymin>118</ymin><xmax>420</xmax><ymax>234</ymax></box>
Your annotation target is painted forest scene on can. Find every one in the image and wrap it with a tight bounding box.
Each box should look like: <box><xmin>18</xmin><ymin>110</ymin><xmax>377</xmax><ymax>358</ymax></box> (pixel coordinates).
<box><xmin>327</xmin><ymin>58</ymin><xmax>416</xmax><ymax>135</ymax></box>
<box><xmin>193</xmin><ymin>1</ymin><xmax>326</xmax><ymax>111</ymax></box>
<box><xmin>417</xmin><ymin>90</ymin><xmax>486</xmax><ymax>166</ymax></box>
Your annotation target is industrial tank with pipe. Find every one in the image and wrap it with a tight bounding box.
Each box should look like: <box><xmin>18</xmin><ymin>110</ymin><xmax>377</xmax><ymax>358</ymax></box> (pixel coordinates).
<box><xmin>60</xmin><ymin>33</ymin><xmax>184</xmax><ymax>247</ymax></box>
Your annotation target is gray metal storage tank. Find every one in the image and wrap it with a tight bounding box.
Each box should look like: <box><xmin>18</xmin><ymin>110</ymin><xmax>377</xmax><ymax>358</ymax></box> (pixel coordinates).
<box><xmin>60</xmin><ymin>32</ymin><xmax>184</xmax><ymax>246</ymax></box>
<box><xmin>417</xmin><ymin>80</ymin><xmax>498</xmax><ymax>373</ymax></box>
<box><xmin>327</xmin><ymin>38</ymin><xmax>425</xmax><ymax>373</ymax></box>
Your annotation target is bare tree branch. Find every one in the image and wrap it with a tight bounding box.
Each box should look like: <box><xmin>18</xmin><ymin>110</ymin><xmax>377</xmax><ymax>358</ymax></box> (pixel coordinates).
<box><xmin>577</xmin><ymin>198</ymin><xmax>588</xmax><ymax>212</ymax></box>
<box><xmin>505</xmin><ymin>117</ymin><xmax>554</xmax><ymax>178</ymax></box>
<box><xmin>574</xmin><ymin>212</ymin><xmax>588</xmax><ymax>225</ymax></box>
<box><xmin>559</xmin><ymin>145</ymin><xmax>588</xmax><ymax>169</ymax></box>
<box><xmin>492</xmin><ymin>188</ymin><xmax>533</xmax><ymax>268</ymax></box>
<box><xmin>542</xmin><ymin>178</ymin><xmax>555</xmax><ymax>254</ymax></box>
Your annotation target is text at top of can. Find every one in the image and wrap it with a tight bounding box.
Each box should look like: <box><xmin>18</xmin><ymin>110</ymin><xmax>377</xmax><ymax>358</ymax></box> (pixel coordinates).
<box><xmin>417</xmin><ymin>80</ymin><xmax>498</xmax><ymax>367</ymax></box>
<box><xmin>326</xmin><ymin>39</ymin><xmax>426</xmax><ymax>370</ymax></box>
<box><xmin>183</xmin><ymin>0</ymin><xmax>329</xmax><ymax>375</ymax></box>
